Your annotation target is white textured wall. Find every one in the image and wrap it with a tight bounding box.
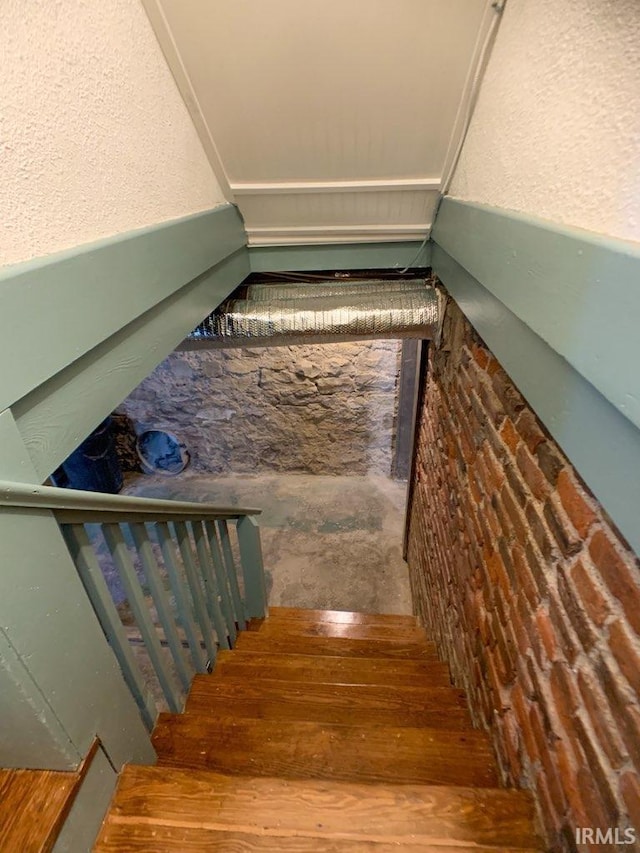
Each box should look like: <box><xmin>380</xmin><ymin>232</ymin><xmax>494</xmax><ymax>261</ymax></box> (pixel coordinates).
<box><xmin>0</xmin><ymin>0</ymin><xmax>226</xmax><ymax>267</ymax></box>
<box><xmin>450</xmin><ymin>0</ymin><xmax>640</xmax><ymax>242</ymax></box>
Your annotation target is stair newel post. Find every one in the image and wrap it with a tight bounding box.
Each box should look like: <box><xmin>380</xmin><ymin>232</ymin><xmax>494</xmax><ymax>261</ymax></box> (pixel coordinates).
<box><xmin>236</xmin><ymin>515</ymin><xmax>268</xmax><ymax>620</ymax></box>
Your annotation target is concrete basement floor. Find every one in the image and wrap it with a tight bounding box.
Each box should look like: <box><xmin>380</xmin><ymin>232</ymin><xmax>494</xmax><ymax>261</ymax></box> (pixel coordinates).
<box><xmin>123</xmin><ymin>472</ymin><xmax>413</xmax><ymax>616</ymax></box>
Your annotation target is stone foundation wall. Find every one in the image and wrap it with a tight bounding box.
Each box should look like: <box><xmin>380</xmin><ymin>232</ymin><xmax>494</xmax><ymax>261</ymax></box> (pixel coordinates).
<box><xmin>407</xmin><ymin>297</ymin><xmax>640</xmax><ymax>851</ymax></box>
<box><xmin>117</xmin><ymin>341</ymin><xmax>401</xmax><ymax>476</ymax></box>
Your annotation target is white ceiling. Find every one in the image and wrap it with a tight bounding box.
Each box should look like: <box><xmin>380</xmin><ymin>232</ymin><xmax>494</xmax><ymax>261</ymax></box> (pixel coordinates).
<box><xmin>144</xmin><ymin>0</ymin><xmax>494</xmax><ymax>246</ymax></box>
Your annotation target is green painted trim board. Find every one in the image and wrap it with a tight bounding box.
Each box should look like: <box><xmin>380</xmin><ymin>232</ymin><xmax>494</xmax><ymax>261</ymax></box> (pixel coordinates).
<box><xmin>52</xmin><ymin>746</ymin><xmax>117</xmax><ymax>852</ymax></box>
<box><xmin>0</xmin><ymin>624</ymin><xmax>78</xmax><ymax>769</ymax></box>
<box><xmin>432</xmin><ymin>245</ymin><xmax>640</xmax><ymax>558</ymax></box>
<box><xmin>13</xmin><ymin>249</ymin><xmax>250</xmax><ymax>481</ymax></box>
<box><xmin>433</xmin><ymin>198</ymin><xmax>640</xmax><ymax>432</ymax></box>
<box><xmin>0</xmin><ymin>204</ymin><xmax>245</xmax><ymax>412</ymax></box>
<box><xmin>249</xmin><ymin>240</ymin><xmax>430</xmax><ymax>272</ymax></box>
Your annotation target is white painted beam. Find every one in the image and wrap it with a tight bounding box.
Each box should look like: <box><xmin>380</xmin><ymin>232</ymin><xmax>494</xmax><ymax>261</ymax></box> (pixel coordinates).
<box><xmin>231</xmin><ymin>178</ymin><xmax>441</xmax><ymax>195</ymax></box>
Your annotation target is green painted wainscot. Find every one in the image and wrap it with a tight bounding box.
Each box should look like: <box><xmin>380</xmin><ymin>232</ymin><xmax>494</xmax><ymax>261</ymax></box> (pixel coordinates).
<box><xmin>432</xmin><ymin>198</ymin><xmax>640</xmax><ymax>558</ymax></box>
<box><xmin>0</xmin><ymin>203</ymin><xmax>249</xmax><ymax>845</ymax></box>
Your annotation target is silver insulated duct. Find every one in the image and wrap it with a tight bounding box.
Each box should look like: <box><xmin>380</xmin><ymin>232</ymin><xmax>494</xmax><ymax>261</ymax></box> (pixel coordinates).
<box><xmin>185</xmin><ymin>278</ymin><xmax>443</xmax><ymax>349</ymax></box>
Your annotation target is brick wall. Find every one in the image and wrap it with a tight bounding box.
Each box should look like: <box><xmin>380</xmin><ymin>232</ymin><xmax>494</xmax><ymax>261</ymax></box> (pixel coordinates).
<box><xmin>407</xmin><ymin>297</ymin><xmax>640</xmax><ymax>851</ymax></box>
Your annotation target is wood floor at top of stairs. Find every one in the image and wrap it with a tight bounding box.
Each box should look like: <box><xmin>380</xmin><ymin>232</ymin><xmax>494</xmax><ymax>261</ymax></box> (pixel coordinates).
<box><xmin>0</xmin><ymin>768</ymin><xmax>81</xmax><ymax>853</ymax></box>
<box><xmin>249</xmin><ymin>617</ymin><xmax>430</xmax><ymax>643</ymax></box>
<box><xmin>260</xmin><ymin>606</ymin><xmax>419</xmax><ymax>628</ymax></box>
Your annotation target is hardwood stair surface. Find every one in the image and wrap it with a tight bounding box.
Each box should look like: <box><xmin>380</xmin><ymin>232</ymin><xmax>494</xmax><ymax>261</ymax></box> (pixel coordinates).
<box><xmin>186</xmin><ymin>676</ymin><xmax>472</xmax><ymax>727</ymax></box>
<box><xmin>235</xmin><ymin>630</ymin><xmax>437</xmax><ymax>659</ymax></box>
<box><xmin>96</xmin><ymin>608</ymin><xmax>542</xmax><ymax>852</ymax></box>
<box><xmin>213</xmin><ymin>650</ymin><xmax>454</xmax><ymax>686</ymax></box>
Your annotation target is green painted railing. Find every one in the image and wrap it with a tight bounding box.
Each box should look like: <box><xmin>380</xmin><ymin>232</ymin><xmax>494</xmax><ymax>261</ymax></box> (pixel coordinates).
<box><xmin>0</xmin><ymin>481</ymin><xmax>268</xmax><ymax>729</ymax></box>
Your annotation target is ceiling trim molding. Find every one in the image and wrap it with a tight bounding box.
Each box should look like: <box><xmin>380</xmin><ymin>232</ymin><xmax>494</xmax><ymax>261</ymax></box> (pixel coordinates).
<box><xmin>247</xmin><ymin>223</ymin><xmax>431</xmax><ymax>246</ymax></box>
<box><xmin>141</xmin><ymin>0</ymin><xmax>235</xmax><ymax>202</ymax></box>
<box><xmin>248</xmin><ymin>236</ymin><xmax>429</xmax><ymax>246</ymax></box>
<box><xmin>249</xmin><ymin>224</ymin><xmax>430</xmax><ymax>235</ymax></box>
<box><xmin>231</xmin><ymin>178</ymin><xmax>441</xmax><ymax>195</ymax></box>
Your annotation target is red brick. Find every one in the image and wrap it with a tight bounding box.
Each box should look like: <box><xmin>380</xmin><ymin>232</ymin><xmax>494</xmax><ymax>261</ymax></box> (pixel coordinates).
<box><xmin>544</xmin><ymin>497</ymin><xmax>582</xmax><ymax>557</ymax></box>
<box><xmin>525</xmin><ymin>502</ymin><xmax>555</xmax><ymax>561</ymax></box>
<box><xmin>533</xmin><ymin>771</ymin><xmax>564</xmax><ymax>842</ymax></box>
<box><xmin>500</xmin><ymin>417</ymin><xmax>520</xmax><ymax>455</ymax></box>
<box><xmin>491</xmin><ymin>366</ymin><xmax>526</xmax><ymax>421</ymax></box>
<box><xmin>535</xmin><ymin>442</ymin><xmax>565</xmax><ymax>487</ymax></box>
<box><xmin>577</xmin><ymin>670</ymin><xmax>628</xmax><ymax>769</ymax></box>
<box><xmin>620</xmin><ymin>772</ymin><xmax>640</xmax><ymax>831</ymax></box>
<box><xmin>509</xmin><ymin>602</ymin><xmax>532</xmax><ymax>658</ymax></box>
<box><xmin>504</xmin><ymin>463</ymin><xmax>528</xmax><ymax>509</ymax></box>
<box><xmin>557</xmin><ymin>568</ymin><xmax>598</xmax><ymax>652</ymax></box>
<box><xmin>534</xmin><ymin>606</ymin><xmax>558</xmax><ymax>663</ymax></box>
<box><xmin>549</xmin><ymin>662</ymin><xmax>580</xmax><ymax>735</ymax></box>
<box><xmin>511</xmin><ymin>543</ymin><xmax>540</xmax><ymax>609</ymax></box>
<box><xmin>589</xmin><ymin>530</ymin><xmax>640</xmax><ymax>635</ymax></box>
<box><xmin>502</xmin><ymin>486</ymin><xmax>530</xmax><ymax>548</ymax></box>
<box><xmin>482</xmin><ymin>443</ymin><xmax>506</xmax><ymax>491</ymax></box>
<box><xmin>547</xmin><ymin>595</ymin><xmax>579</xmax><ymax>666</ymax></box>
<box><xmin>537</xmin><ymin>741</ymin><xmax>568</xmax><ymax>817</ymax></box>
<box><xmin>471</xmin><ymin>342</ymin><xmax>489</xmax><ymax>370</ymax></box>
<box><xmin>514</xmin><ymin>443</ymin><xmax>549</xmax><ymax>503</ymax></box>
<box><xmin>609</xmin><ymin>620</ymin><xmax>640</xmax><ymax>699</ymax></box>
<box><xmin>572</xmin><ymin>765</ymin><xmax>616</xmax><ymax>845</ymax></box>
<box><xmin>501</xmin><ymin>711</ymin><xmax>523</xmax><ymax>782</ymax></box>
<box><xmin>557</xmin><ymin>469</ymin><xmax>597</xmax><ymax>538</ymax></box>
<box><xmin>570</xmin><ymin>559</ymin><xmax>611</xmax><ymax>628</ymax></box>
<box><xmin>594</xmin><ymin>657</ymin><xmax>640</xmax><ymax>766</ymax></box>
<box><xmin>476</xmin><ymin>382</ymin><xmax>505</xmax><ymax>429</ymax></box>
<box><xmin>571</xmin><ymin>711</ymin><xmax>621</xmax><ymax>823</ymax></box>
<box><xmin>515</xmin><ymin>409</ymin><xmax>547</xmax><ymax>453</ymax></box>
<box><xmin>486</xmin><ymin>355</ymin><xmax>502</xmax><ymax>377</ymax></box>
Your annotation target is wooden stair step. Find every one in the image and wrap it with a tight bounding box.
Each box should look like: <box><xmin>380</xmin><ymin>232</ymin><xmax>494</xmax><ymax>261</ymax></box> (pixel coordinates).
<box><xmin>186</xmin><ymin>676</ymin><xmax>472</xmax><ymax>728</ymax></box>
<box><xmin>152</xmin><ymin>715</ymin><xmax>499</xmax><ymax>787</ymax></box>
<box><xmin>214</xmin><ymin>650</ymin><xmax>454</xmax><ymax>687</ymax></box>
<box><xmin>96</xmin><ymin>824</ymin><xmax>542</xmax><ymax>852</ymax></box>
<box><xmin>235</xmin><ymin>632</ymin><xmax>436</xmax><ymax>659</ymax></box>
<box><xmin>250</xmin><ymin>618</ymin><xmax>427</xmax><ymax>644</ymax></box>
<box><xmin>96</xmin><ymin>764</ymin><xmax>540</xmax><ymax>850</ymax></box>
<box><xmin>262</xmin><ymin>607</ymin><xmax>419</xmax><ymax>629</ymax></box>
<box><xmin>0</xmin><ymin>767</ymin><xmax>82</xmax><ymax>853</ymax></box>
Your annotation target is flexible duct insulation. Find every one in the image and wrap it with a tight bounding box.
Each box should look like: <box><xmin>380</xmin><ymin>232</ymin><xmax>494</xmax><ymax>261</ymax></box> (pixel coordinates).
<box><xmin>245</xmin><ymin>279</ymin><xmax>429</xmax><ymax>301</ymax></box>
<box><xmin>187</xmin><ymin>280</ymin><xmax>443</xmax><ymax>349</ymax></box>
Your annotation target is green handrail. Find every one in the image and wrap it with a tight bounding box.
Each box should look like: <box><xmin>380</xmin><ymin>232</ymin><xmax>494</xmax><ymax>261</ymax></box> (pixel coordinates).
<box><xmin>0</xmin><ymin>479</ymin><xmax>261</xmax><ymax>522</ymax></box>
<box><xmin>1</xmin><ymin>478</ymin><xmax>267</xmax><ymax>730</ymax></box>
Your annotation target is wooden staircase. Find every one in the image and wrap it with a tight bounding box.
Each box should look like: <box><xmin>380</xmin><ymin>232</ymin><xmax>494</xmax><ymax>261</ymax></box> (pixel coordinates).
<box><xmin>95</xmin><ymin>607</ymin><xmax>542</xmax><ymax>851</ymax></box>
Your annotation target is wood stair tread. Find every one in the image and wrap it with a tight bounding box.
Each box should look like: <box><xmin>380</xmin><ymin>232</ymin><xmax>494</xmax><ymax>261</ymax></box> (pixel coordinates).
<box><xmin>96</xmin><ymin>764</ymin><xmax>540</xmax><ymax>851</ymax></box>
<box><xmin>186</xmin><ymin>675</ymin><xmax>472</xmax><ymax>728</ymax></box>
<box><xmin>152</xmin><ymin>714</ymin><xmax>499</xmax><ymax>787</ymax></box>
<box><xmin>0</xmin><ymin>766</ymin><xmax>82</xmax><ymax>853</ymax></box>
<box><xmin>96</xmin><ymin>612</ymin><xmax>542</xmax><ymax>852</ymax></box>
<box><xmin>264</xmin><ymin>607</ymin><xmax>419</xmax><ymax>628</ymax></box>
<box><xmin>96</xmin><ymin>824</ymin><xmax>542</xmax><ymax>852</ymax></box>
<box><xmin>214</xmin><ymin>650</ymin><xmax>454</xmax><ymax>686</ymax></box>
<box><xmin>236</xmin><ymin>631</ymin><xmax>435</xmax><ymax>659</ymax></box>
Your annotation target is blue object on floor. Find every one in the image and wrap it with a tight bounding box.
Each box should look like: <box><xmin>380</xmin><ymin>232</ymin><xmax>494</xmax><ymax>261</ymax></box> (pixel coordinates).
<box><xmin>136</xmin><ymin>429</ymin><xmax>190</xmax><ymax>476</ymax></box>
